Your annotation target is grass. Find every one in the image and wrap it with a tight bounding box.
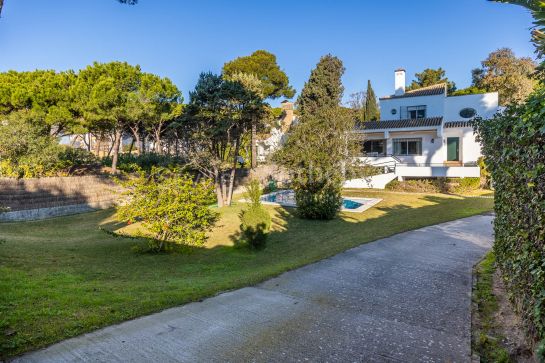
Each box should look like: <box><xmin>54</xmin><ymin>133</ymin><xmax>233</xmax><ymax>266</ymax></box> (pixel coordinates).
<box><xmin>473</xmin><ymin>252</ymin><xmax>511</xmax><ymax>362</ymax></box>
<box><xmin>0</xmin><ymin>190</ymin><xmax>493</xmax><ymax>358</ymax></box>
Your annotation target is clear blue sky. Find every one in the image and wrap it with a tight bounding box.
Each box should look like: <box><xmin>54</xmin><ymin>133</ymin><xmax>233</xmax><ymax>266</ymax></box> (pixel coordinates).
<box><xmin>0</xmin><ymin>0</ymin><xmax>536</xmax><ymax>106</ymax></box>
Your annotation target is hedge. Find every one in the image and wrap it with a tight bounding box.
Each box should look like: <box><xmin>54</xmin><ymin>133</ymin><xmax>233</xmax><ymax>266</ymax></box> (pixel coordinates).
<box><xmin>473</xmin><ymin>86</ymin><xmax>545</xmax><ymax>360</ymax></box>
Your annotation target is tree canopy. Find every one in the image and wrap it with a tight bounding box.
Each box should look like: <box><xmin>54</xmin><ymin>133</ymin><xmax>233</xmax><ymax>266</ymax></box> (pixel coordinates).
<box><xmin>297</xmin><ymin>54</ymin><xmax>345</xmax><ymax>116</ymax></box>
<box><xmin>406</xmin><ymin>68</ymin><xmax>456</xmax><ymax>94</ymax></box>
<box><xmin>276</xmin><ymin>55</ymin><xmax>359</xmax><ymax>220</ymax></box>
<box><xmin>223</xmin><ymin>50</ymin><xmax>295</xmax><ymax>100</ymax></box>
<box><xmin>472</xmin><ymin>47</ymin><xmax>537</xmax><ymax>105</ymax></box>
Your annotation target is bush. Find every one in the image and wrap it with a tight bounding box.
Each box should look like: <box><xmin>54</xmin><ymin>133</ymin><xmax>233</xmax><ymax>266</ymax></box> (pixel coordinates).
<box><xmin>101</xmin><ymin>153</ymin><xmax>184</xmax><ymax>173</ymax></box>
<box><xmin>473</xmin><ymin>85</ymin><xmax>545</xmax><ymax>360</ymax></box>
<box><xmin>295</xmin><ymin>184</ymin><xmax>343</xmax><ymax>220</ymax></box>
<box><xmin>240</xmin><ymin>179</ymin><xmax>271</xmax><ymax>249</ymax></box>
<box><xmin>116</xmin><ymin>168</ymin><xmax>218</xmax><ymax>252</ymax></box>
<box><xmin>240</xmin><ymin>206</ymin><xmax>271</xmax><ymax>249</ymax></box>
<box><xmin>385</xmin><ymin>177</ymin><xmax>482</xmax><ymax>194</ymax></box>
<box><xmin>0</xmin><ymin>110</ymin><xmax>98</xmax><ymax>178</ymax></box>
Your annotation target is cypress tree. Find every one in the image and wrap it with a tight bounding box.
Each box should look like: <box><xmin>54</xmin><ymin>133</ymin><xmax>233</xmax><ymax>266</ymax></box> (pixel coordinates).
<box><xmin>275</xmin><ymin>54</ymin><xmax>360</xmax><ymax>220</ymax></box>
<box><xmin>297</xmin><ymin>54</ymin><xmax>345</xmax><ymax>117</ymax></box>
<box><xmin>363</xmin><ymin>80</ymin><xmax>380</xmax><ymax>121</ymax></box>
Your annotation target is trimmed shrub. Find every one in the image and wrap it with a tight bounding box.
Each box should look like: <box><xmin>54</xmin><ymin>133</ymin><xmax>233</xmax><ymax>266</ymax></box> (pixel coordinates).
<box><xmin>295</xmin><ymin>184</ymin><xmax>343</xmax><ymax>220</ymax></box>
<box><xmin>240</xmin><ymin>205</ymin><xmax>271</xmax><ymax>249</ymax></box>
<box><xmin>474</xmin><ymin>85</ymin><xmax>545</xmax><ymax>360</ymax></box>
<box><xmin>240</xmin><ymin>179</ymin><xmax>271</xmax><ymax>249</ymax></box>
<box><xmin>386</xmin><ymin>177</ymin><xmax>483</xmax><ymax>194</ymax></box>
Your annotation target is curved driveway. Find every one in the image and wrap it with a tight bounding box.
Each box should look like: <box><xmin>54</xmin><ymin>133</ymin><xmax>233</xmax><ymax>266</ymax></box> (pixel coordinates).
<box><xmin>16</xmin><ymin>215</ymin><xmax>493</xmax><ymax>363</ymax></box>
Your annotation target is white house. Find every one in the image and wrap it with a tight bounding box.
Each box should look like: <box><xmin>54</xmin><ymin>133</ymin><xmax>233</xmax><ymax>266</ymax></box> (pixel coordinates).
<box><xmin>344</xmin><ymin>69</ymin><xmax>500</xmax><ymax>189</ymax></box>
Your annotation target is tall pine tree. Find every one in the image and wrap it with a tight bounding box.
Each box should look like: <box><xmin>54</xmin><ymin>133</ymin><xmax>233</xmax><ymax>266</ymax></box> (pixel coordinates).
<box><xmin>363</xmin><ymin>80</ymin><xmax>380</xmax><ymax>121</ymax></box>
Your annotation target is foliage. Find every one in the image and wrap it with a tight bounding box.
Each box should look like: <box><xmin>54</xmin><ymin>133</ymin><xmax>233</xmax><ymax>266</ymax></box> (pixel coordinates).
<box><xmin>181</xmin><ymin>72</ymin><xmax>268</xmax><ymax>207</ymax></box>
<box><xmin>276</xmin><ymin>55</ymin><xmax>360</xmax><ymax>220</ymax></box>
<box><xmin>296</xmin><ymin>54</ymin><xmax>345</xmax><ymax>116</ymax></box>
<box><xmin>493</xmin><ymin>1</ymin><xmax>545</xmax><ymax>59</ymax></box>
<box><xmin>240</xmin><ymin>205</ymin><xmax>271</xmax><ymax>249</ymax></box>
<box><xmin>239</xmin><ymin>179</ymin><xmax>271</xmax><ymax>249</ymax></box>
<box><xmin>473</xmin><ymin>252</ymin><xmax>512</xmax><ymax>363</ymax></box>
<box><xmin>222</xmin><ymin>50</ymin><xmax>295</xmax><ymax>99</ymax></box>
<box><xmin>363</xmin><ymin>80</ymin><xmax>380</xmax><ymax>121</ymax></box>
<box><xmin>244</xmin><ymin>179</ymin><xmax>263</xmax><ymax>208</ymax></box>
<box><xmin>472</xmin><ymin>48</ymin><xmax>537</xmax><ymax>105</ymax></box>
<box><xmin>0</xmin><ymin>70</ymin><xmax>80</xmax><ymax>136</ymax></box>
<box><xmin>0</xmin><ymin>110</ymin><xmax>67</xmax><ymax>177</ymax></box>
<box><xmin>406</xmin><ymin>68</ymin><xmax>456</xmax><ymax>94</ymax></box>
<box><xmin>473</xmin><ymin>84</ymin><xmax>545</xmax><ymax>360</ymax></box>
<box><xmin>101</xmin><ymin>153</ymin><xmax>184</xmax><ymax>173</ymax></box>
<box><xmin>451</xmin><ymin>86</ymin><xmax>488</xmax><ymax>96</ymax></box>
<box><xmin>350</xmin><ymin>80</ymin><xmax>380</xmax><ymax>123</ymax></box>
<box><xmin>116</xmin><ymin>168</ymin><xmax>218</xmax><ymax>252</ymax></box>
<box><xmin>386</xmin><ymin>177</ymin><xmax>482</xmax><ymax>194</ymax></box>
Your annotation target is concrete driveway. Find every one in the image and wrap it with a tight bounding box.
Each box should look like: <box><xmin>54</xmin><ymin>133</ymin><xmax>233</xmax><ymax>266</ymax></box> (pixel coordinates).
<box><xmin>15</xmin><ymin>215</ymin><xmax>493</xmax><ymax>363</ymax></box>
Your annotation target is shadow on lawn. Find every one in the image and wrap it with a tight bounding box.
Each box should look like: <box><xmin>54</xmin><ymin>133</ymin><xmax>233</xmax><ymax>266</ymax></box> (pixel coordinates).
<box><xmin>0</xmin><ymin>193</ymin><xmax>493</xmax><ymax>359</ymax></box>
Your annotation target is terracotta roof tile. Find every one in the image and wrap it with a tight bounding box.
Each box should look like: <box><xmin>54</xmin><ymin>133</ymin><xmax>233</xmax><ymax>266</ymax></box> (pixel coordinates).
<box><xmin>444</xmin><ymin>120</ymin><xmax>473</xmax><ymax>128</ymax></box>
<box><xmin>357</xmin><ymin>117</ymin><xmax>443</xmax><ymax>131</ymax></box>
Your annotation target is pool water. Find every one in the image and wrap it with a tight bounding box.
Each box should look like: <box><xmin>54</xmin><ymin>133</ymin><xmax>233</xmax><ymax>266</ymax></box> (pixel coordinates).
<box><xmin>261</xmin><ymin>191</ymin><xmax>363</xmax><ymax>210</ymax></box>
<box><xmin>342</xmin><ymin>199</ymin><xmax>363</xmax><ymax>210</ymax></box>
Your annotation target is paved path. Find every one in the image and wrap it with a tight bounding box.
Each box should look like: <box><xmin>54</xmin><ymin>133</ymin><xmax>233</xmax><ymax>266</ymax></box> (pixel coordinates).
<box><xmin>15</xmin><ymin>215</ymin><xmax>493</xmax><ymax>363</ymax></box>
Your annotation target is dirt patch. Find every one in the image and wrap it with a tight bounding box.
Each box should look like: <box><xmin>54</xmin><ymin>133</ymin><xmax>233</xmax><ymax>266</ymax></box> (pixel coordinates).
<box><xmin>492</xmin><ymin>269</ymin><xmax>536</xmax><ymax>362</ymax></box>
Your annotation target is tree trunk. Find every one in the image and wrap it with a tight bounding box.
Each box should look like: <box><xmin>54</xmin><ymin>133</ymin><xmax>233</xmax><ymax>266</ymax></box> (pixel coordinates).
<box><xmin>111</xmin><ymin>129</ymin><xmax>122</xmax><ymax>174</ymax></box>
<box><xmin>155</xmin><ymin>129</ymin><xmax>162</xmax><ymax>154</ymax></box>
<box><xmin>226</xmin><ymin>136</ymin><xmax>241</xmax><ymax>206</ymax></box>
<box><xmin>251</xmin><ymin>123</ymin><xmax>257</xmax><ymax>169</ymax></box>
<box><xmin>215</xmin><ymin>170</ymin><xmax>224</xmax><ymax>208</ymax></box>
<box><xmin>128</xmin><ymin>138</ymin><xmax>135</xmax><ymax>156</ymax></box>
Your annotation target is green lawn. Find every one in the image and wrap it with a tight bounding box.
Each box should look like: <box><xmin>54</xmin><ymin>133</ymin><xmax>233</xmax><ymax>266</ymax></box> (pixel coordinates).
<box><xmin>0</xmin><ymin>190</ymin><xmax>493</xmax><ymax>358</ymax></box>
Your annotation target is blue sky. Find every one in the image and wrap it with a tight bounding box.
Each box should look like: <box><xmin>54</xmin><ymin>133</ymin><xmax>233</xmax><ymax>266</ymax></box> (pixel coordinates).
<box><xmin>0</xmin><ymin>0</ymin><xmax>536</xmax><ymax>106</ymax></box>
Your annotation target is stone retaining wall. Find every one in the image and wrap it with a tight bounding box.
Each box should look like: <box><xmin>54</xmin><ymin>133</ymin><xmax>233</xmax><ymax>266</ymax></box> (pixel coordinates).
<box><xmin>0</xmin><ymin>175</ymin><xmax>121</xmax><ymax>221</ymax></box>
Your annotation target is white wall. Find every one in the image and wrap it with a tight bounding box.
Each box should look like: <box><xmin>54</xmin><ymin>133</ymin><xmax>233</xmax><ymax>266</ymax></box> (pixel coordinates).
<box><xmin>444</xmin><ymin>92</ymin><xmax>499</xmax><ymax>121</ymax></box>
<box><xmin>396</xmin><ymin>166</ymin><xmax>480</xmax><ymax>178</ymax></box>
<box><xmin>379</xmin><ymin>94</ymin><xmax>445</xmax><ymax>119</ymax></box>
<box><xmin>443</xmin><ymin>127</ymin><xmax>482</xmax><ymax>164</ymax></box>
<box><xmin>388</xmin><ymin>131</ymin><xmax>443</xmax><ymax>164</ymax></box>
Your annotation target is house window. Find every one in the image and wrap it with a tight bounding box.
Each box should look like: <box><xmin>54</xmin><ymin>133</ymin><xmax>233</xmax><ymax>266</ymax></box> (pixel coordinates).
<box><xmin>400</xmin><ymin>105</ymin><xmax>426</xmax><ymax>119</ymax></box>
<box><xmin>363</xmin><ymin>139</ymin><xmax>386</xmax><ymax>156</ymax></box>
<box><xmin>393</xmin><ymin>138</ymin><xmax>422</xmax><ymax>156</ymax></box>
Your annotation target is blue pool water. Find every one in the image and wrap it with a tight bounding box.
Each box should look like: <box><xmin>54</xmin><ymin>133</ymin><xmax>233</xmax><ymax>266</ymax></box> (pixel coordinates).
<box><xmin>342</xmin><ymin>199</ymin><xmax>363</xmax><ymax>210</ymax></box>
<box><xmin>261</xmin><ymin>191</ymin><xmax>364</xmax><ymax>210</ymax></box>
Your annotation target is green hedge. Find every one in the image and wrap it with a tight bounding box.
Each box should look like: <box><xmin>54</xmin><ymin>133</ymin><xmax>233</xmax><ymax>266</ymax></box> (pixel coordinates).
<box><xmin>474</xmin><ymin>86</ymin><xmax>545</xmax><ymax>361</ymax></box>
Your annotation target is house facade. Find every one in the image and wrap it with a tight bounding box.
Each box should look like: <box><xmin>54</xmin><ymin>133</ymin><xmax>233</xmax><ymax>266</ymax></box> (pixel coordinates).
<box><xmin>345</xmin><ymin>69</ymin><xmax>500</xmax><ymax>189</ymax></box>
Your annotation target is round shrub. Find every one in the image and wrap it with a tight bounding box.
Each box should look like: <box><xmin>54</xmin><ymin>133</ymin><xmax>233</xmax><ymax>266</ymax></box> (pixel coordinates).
<box><xmin>240</xmin><ymin>205</ymin><xmax>271</xmax><ymax>249</ymax></box>
<box><xmin>295</xmin><ymin>184</ymin><xmax>342</xmax><ymax>220</ymax></box>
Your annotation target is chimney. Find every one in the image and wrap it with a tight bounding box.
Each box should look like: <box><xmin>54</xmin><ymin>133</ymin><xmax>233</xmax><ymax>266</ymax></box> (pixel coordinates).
<box><xmin>394</xmin><ymin>68</ymin><xmax>406</xmax><ymax>96</ymax></box>
<box><xmin>280</xmin><ymin>101</ymin><xmax>294</xmax><ymax>133</ymax></box>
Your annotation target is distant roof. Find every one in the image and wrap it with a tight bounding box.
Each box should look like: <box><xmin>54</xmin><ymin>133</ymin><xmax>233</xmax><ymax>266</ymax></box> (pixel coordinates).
<box><xmin>444</xmin><ymin>120</ymin><xmax>473</xmax><ymax>128</ymax></box>
<box><xmin>380</xmin><ymin>83</ymin><xmax>446</xmax><ymax>100</ymax></box>
<box><xmin>357</xmin><ymin>117</ymin><xmax>443</xmax><ymax>131</ymax></box>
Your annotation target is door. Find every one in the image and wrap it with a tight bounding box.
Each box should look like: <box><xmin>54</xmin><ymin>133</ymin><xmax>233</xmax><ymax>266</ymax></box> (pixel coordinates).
<box><xmin>447</xmin><ymin>137</ymin><xmax>460</xmax><ymax>161</ymax></box>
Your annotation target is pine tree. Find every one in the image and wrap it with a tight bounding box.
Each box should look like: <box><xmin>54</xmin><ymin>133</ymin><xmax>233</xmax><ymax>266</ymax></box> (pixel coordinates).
<box><xmin>297</xmin><ymin>54</ymin><xmax>345</xmax><ymax>117</ymax></box>
<box><xmin>363</xmin><ymin>80</ymin><xmax>380</xmax><ymax>121</ymax></box>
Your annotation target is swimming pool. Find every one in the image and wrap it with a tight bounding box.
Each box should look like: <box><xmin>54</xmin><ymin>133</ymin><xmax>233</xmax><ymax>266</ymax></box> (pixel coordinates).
<box><xmin>255</xmin><ymin>190</ymin><xmax>381</xmax><ymax>213</ymax></box>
